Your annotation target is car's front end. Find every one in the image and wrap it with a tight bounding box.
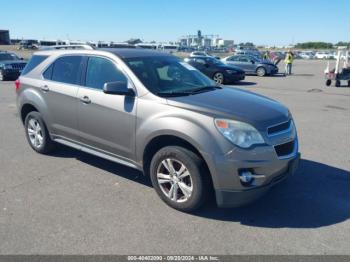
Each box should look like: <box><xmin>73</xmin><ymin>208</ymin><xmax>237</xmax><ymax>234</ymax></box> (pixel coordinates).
<box><xmin>0</xmin><ymin>62</ymin><xmax>27</xmax><ymax>80</ymax></box>
<box><xmin>222</xmin><ymin>67</ymin><xmax>245</xmax><ymax>83</ymax></box>
<box><xmin>262</xmin><ymin>62</ymin><xmax>279</xmax><ymax>75</ymax></box>
<box><xmin>166</xmin><ymin>87</ymin><xmax>300</xmax><ymax>208</ymax></box>
<box><xmin>211</xmin><ymin>117</ymin><xmax>299</xmax><ymax>207</ymax></box>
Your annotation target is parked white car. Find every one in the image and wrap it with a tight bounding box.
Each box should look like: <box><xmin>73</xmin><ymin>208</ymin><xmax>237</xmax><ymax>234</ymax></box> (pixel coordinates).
<box><xmin>315</xmin><ymin>51</ymin><xmax>333</xmax><ymax>59</ymax></box>
<box><xmin>190</xmin><ymin>51</ymin><xmax>211</xmax><ymax>57</ymax></box>
<box><xmin>299</xmin><ymin>51</ymin><xmax>315</xmax><ymax>59</ymax></box>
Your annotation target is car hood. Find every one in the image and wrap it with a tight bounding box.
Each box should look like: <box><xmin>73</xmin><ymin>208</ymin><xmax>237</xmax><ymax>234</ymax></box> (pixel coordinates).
<box><xmin>166</xmin><ymin>87</ymin><xmax>289</xmax><ymax>130</ymax></box>
<box><xmin>259</xmin><ymin>59</ymin><xmax>275</xmax><ymax>66</ymax></box>
<box><xmin>0</xmin><ymin>60</ymin><xmax>26</xmax><ymax>65</ymax></box>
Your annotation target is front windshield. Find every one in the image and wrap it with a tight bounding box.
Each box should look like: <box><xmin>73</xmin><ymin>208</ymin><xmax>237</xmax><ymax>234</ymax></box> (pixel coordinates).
<box><xmin>125</xmin><ymin>56</ymin><xmax>216</xmax><ymax>95</ymax></box>
<box><xmin>0</xmin><ymin>53</ymin><xmax>20</xmax><ymax>61</ymax></box>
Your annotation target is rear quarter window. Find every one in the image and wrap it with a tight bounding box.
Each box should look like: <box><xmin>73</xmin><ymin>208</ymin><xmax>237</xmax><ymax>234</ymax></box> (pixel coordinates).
<box><xmin>51</xmin><ymin>56</ymin><xmax>83</xmax><ymax>85</ymax></box>
<box><xmin>21</xmin><ymin>55</ymin><xmax>48</xmax><ymax>75</ymax></box>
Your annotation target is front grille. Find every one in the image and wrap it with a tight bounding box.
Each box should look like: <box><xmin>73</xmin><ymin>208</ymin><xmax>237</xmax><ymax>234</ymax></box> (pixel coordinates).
<box><xmin>11</xmin><ymin>63</ymin><xmax>26</xmax><ymax>70</ymax></box>
<box><xmin>268</xmin><ymin>120</ymin><xmax>291</xmax><ymax>135</ymax></box>
<box><xmin>274</xmin><ymin>141</ymin><xmax>294</xmax><ymax>157</ymax></box>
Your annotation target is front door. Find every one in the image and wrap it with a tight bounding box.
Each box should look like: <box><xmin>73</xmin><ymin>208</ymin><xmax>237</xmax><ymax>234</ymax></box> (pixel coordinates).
<box><xmin>77</xmin><ymin>56</ymin><xmax>137</xmax><ymax>160</ymax></box>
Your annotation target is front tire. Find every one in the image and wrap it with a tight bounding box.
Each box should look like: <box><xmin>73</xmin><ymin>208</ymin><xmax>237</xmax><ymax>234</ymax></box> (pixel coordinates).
<box><xmin>335</xmin><ymin>80</ymin><xmax>341</xmax><ymax>87</ymax></box>
<box><xmin>24</xmin><ymin>111</ymin><xmax>56</xmax><ymax>154</ymax></box>
<box><xmin>256</xmin><ymin>67</ymin><xmax>266</xmax><ymax>77</ymax></box>
<box><xmin>149</xmin><ymin>146</ymin><xmax>210</xmax><ymax>212</ymax></box>
<box><xmin>213</xmin><ymin>72</ymin><xmax>224</xmax><ymax>84</ymax></box>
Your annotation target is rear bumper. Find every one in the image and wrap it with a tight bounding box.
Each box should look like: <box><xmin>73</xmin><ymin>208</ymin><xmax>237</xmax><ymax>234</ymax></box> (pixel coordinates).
<box><xmin>215</xmin><ymin>153</ymin><xmax>300</xmax><ymax>207</ymax></box>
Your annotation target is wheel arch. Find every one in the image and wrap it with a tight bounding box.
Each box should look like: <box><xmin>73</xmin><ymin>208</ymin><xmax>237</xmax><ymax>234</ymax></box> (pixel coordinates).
<box><xmin>142</xmin><ymin>135</ymin><xmax>214</xmax><ymax>189</ymax></box>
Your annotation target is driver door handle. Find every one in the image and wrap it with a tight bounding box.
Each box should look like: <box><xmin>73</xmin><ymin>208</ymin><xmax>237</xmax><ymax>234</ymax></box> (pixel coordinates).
<box><xmin>80</xmin><ymin>96</ymin><xmax>91</xmax><ymax>104</ymax></box>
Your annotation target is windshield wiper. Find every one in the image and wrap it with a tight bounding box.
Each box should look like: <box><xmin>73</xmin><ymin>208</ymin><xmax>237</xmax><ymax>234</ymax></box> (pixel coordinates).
<box><xmin>156</xmin><ymin>86</ymin><xmax>221</xmax><ymax>97</ymax></box>
<box><xmin>188</xmin><ymin>85</ymin><xmax>222</xmax><ymax>94</ymax></box>
<box><xmin>156</xmin><ymin>91</ymin><xmax>192</xmax><ymax>97</ymax></box>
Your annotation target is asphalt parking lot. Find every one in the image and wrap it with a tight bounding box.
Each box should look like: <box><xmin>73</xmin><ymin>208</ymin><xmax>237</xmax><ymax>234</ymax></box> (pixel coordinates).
<box><xmin>0</xmin><ymin>59</ymin><xmax>349</xmax><ymax>255</ymax></box>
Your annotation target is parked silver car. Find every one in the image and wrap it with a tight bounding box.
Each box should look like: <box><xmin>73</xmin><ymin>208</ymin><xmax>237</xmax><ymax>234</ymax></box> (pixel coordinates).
<box><xmin>16</xmin><ymin>48</ymin><xmax>300</xmax><ymax>211</ymax></box>
<box><xmin>222</xmin><ymin>54</ymin><xmax>279</xmax><ymax>76</ymax></box>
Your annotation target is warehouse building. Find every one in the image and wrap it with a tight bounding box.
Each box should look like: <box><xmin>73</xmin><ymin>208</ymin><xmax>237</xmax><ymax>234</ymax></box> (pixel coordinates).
<box><xmin>0</xmin><ymin>30</ymin><xmax>10</xmax><ymax>45</ymax></box>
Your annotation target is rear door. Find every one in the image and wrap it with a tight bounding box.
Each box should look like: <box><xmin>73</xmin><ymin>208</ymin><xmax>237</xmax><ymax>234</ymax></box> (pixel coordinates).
<box><xmin>41</xmin><ymin>55</ymin><xmax>84</xmax><ymax>141</ymax></box>
<box><xmin>238</xmin><ymin>56</ymin><xmax>255</xmax><ymax>73</ymax></box>
<box><xmin>77</xmin><ymin>56</ymin><xmax>137</xmax><ymax>160</ymax></box>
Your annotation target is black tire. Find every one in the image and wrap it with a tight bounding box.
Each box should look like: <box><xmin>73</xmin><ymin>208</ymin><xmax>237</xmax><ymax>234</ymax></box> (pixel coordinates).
<box><xmin>24</xmin><ymin>111</ymin><xmax>56</xmax><ymax>154</ymax></box>
<box><xmin>149</xmin><ymin>146</ymin><xmax>210</xmax><ymax>212</ymax></box>
<box><xmin>348</xmin><ymin>80</ymin><xmax>350</xmax><ymax>87</ymax></box>
<box><xmin>256</xmin><ymin>67</ymin><xmax>266</xmax><ymax>77</ymax></box>
<box><xmin>335</xmin><ymin>80</ymin><xmax>341</xmax><ymax>87</ymax></box>
<box><xmin>326</xmin><ymin>79</ymin><xmax>332</xmax><ymax>86</ymax></box>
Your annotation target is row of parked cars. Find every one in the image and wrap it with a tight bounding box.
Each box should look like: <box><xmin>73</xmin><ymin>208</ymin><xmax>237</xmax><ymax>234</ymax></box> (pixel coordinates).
<box><xmin>184</xmin><ymin>51</ymin><xmax>278</xmax><ymax>84</ymax></box>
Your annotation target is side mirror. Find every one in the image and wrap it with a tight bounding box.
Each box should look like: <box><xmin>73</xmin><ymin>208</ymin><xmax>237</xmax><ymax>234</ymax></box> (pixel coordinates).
<box><xmin>204</xmin><ymin>63</ymin><xmax>210</xmax><ymax>68</ymax></box>
<box><xmin>251</xmin><ymin>60</ymin><xmax>255</xmax><ymax>64</ymax></box>
<box><xmin>20</xmin><ymin>57</ymin><xmax>24</xmax><ymax>60</ymax></box>
<box><xmin>103</xmin><ymin>81</ymin><xmax>135</xmax><ymax>96</ymax></box>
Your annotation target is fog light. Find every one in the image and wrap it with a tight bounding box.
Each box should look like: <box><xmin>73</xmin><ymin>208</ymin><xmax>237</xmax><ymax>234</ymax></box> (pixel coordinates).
<box><xmin>239</xmin><ymin>170</ymin><xmax>255</xmax><ymax>185</ymax></box>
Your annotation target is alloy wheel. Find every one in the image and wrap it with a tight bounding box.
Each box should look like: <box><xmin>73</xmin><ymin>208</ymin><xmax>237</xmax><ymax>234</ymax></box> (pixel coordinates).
<box><xmin>156</xmin><ymin>158</ymin><xmax>193</xmax><ymax>203</ymax></box>
<box><xmin>27</xmin><ymin>118</ymin><xmax>43</xmax><ymax>148</ymax></box>
<box><xmin>213</xmin><ymin>73</ymin><xmax>224</xmax><ymax>84</ymax></box>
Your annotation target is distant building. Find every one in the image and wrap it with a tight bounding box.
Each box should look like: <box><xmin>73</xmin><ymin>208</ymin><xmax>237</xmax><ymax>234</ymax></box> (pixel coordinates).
<box><xmin>180</xmin><ymin>30</ymin><xmax>233</xmax><ymax>48</ymax></box>
<box><xmin>0</xmin><ymin>30</ymin><xmax>10</xmax><ymax>45</ymax></box>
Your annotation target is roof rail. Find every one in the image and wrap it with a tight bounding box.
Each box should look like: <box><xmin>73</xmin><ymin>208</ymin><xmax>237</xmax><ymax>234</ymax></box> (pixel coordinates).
<box><xmin>39</xmin><ymin>44</ymin><xmax>95</xmax><ymax>51</ymax></box>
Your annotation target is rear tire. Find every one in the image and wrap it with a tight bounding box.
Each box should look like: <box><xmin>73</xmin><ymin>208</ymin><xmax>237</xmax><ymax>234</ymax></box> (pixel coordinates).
<box><xmin>256</xmin><ymin>67</ymin><xmax>266</xmax><ymax>77</ymax></box>
<box><xmin>149</xmin><ymin>146</ymin><xmax>210</xmax><ymax>212</ymax></box>
<box><xmin>24</xmin><ymin>111</ymin><xmax>56</xmax><ymax>154</ymax></box>
<box><xmin>326</xmin><ymin>79</ymin><xmax>332</xmax><ymax>86</ymax></box>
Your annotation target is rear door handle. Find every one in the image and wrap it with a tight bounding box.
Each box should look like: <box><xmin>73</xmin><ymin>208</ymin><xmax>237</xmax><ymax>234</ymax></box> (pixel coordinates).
<box><xmin>40</xmin><ymin>85</ymin><xmax>49</xmax><ymax>92</ymax></box>
<box><xmin>80</xmin><ymin>96</ymin><xmax>91</xmax><ymax>104</ymax></box>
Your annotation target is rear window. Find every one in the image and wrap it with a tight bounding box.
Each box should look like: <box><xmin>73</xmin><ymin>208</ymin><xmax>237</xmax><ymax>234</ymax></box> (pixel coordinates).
<box><xmin>51</xmin><ymin>56</ymin><xmax>83</xmax><ymax>85</ymax></box>
<box><xmin>21</xmin><ymin>55</ymin><xmax>48</xmax><ymax>75</ymax></box>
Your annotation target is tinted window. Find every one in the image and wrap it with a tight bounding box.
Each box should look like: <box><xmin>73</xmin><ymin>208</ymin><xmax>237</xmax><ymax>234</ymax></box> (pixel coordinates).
<box><xmin>51</xmin><ymin>56</ymin><xmax>83</xmax><ymax>85</ymax></box>
<box><xmin>21</xmin><ymin>55</ymin><xmax>48</xmax><ymax>75</ymax></box>
<box><xmin>85</xmin><ymin>57</ymin><xmax>127</xmax><ymax>90</ymax></box>
<box><xmin>228</xmin><ymin>56</ymin><xmax>239</xmax><ymax>61</ymax></box>
<box><xmin>43</xmin><ymin>64</ymin><xmax>53</xmax><ymax>80</ymax></box>
<box><xmin>239</xmin><ymin>56</ymin><xmax>250</xmax><ymax>62</ymax></box>
<box><xmin>125</xmin><ymin>56</ymin><xmax>213</xmax><ymax>95</ymax></box>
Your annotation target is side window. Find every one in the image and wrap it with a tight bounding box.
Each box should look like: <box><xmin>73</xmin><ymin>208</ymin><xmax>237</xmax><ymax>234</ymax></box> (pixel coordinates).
<box><xmin>43</xmin><ymin>64</ymin><xmax>53</xmax><ymax>80</ymax></box>
<box><xmin>21</xmin><ymin>55</ymin><xmax>48</xmax><ymax>75</ymax></box>
<box><xmin>239</xmin><ymin>56</ymin><xmax>249</xmax><ymax>62</ymax></box>
<box><xmin>51</xmin><ymin>56</ymin><xmax>83</xmax><ymax>85</ymax></box>
<box><xmin>194</xmin><ymin>58</ymin><xmax>206</xmax><ymax>65</ymax></box>
<box><xmin>228</xmin><ymin>56</ymin><xmax>238</xmax><ymax>61</ymax></box>
<box><xmin>85</xmin><ymin>57</ymin><xmax>127</xmax><ymax>90</ymax></box>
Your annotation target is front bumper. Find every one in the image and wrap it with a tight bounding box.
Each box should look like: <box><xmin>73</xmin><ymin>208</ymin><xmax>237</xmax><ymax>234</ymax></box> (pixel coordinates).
<box><xmin>1</xmin><ymin>69</ymin><xmax>21</xmax><ymax>79</ymax></box>
<box><xmin>225</xmin><ymin>72</ymin><xmax>245</xmax><ymax>83</ymax></box>
<box><xmin>215</xmin><ymin>153</ymin><xmax>300</xmax><ymax>207</ymax></box>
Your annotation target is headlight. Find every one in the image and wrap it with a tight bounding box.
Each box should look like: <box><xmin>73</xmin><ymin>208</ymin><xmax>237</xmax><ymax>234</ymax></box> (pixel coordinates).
<box><xmin>226</xmin><ymin>69</ymin><xmax>237</xmax><ymax>74</ymax></box>
<box><xmin>215</xmin><ymin>119</ymin><xmax>265</xmax><ymax>148</ymax></box>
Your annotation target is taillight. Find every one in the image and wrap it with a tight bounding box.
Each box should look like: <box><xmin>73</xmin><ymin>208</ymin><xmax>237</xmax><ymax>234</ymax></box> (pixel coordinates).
<box><xmin>15</xmin><ymin>79</ymin><xmax>21</xmax><ymax>91</ymax></box>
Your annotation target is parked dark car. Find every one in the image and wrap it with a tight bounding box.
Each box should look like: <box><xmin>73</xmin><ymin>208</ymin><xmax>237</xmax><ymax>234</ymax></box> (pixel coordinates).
<box><xmin>0</xmin><ymin>51</ymin><xmax>27</xmax><ymax>81</ymax></box>
<box><xmin>222</xmin><ymin>55</ymin><xmax>278</xmax><ymax>76</ymax></box>
<box><xmin>184</xmin><ymin>56</ymin><xmax>245</xmax><ymax>84</ymax></box>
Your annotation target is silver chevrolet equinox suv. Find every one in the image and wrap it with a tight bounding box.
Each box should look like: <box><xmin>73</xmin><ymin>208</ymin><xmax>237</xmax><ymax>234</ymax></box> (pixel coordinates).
<box><xmin>16</xmin><ymin>47</ymin><xmax>300</xmax><ymax>212</ymax></box>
